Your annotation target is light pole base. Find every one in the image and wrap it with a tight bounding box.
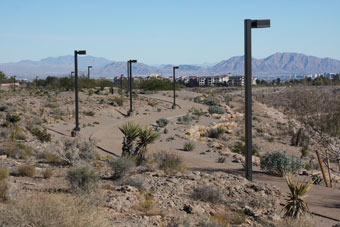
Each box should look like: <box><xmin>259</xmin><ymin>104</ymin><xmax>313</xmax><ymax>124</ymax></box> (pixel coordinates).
<box><xmin>128</xmin><ymin>110</ymin><xmax>134</xmax><ymax>117</ymax></box>
<box><xmin>71</xmin><ymin>127</ymin><xmax>80</xmax><ymax>137</ymax></box>
<box><xmin>172</xmin><ymin>104</ymin><xmax>176</xmax><ymax>109</ymax></box>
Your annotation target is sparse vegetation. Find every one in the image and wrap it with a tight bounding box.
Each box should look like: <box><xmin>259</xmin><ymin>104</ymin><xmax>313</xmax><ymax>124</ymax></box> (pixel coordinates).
<box><xmin>110</xmin><ymin>157</ymin><xmax>135</xmax><ymax>179</ymax></box>
<box><xmin>66</xmin><ymin>165</ymin><xmax>99</xmax><ymax>193</ymax></box>
<box><xmin>282</xmin><ymin>173</ymin><xmax>314</xmax><ymax>219</ymax></box>
<box><xmin>156</xmin><ymin>118</ymin><xmax>170</xmax><ymax>127</ymax></box>
<box><xmin>192</xmin><ymin>185</ymin><xmax>223</xmax><ymax>204</ymax></box>
<box><xmin>208</xmin><ymin>106</ymin><xmax>225</xmax><ymax>114</ymax></box>
<box><xmin>183</xmin><ymin>141</ymin><xmax>195</xmax><ymax>151</ymax></box>
<box><xmin>260</xmin><ymin>151</ymin><xmax>304</xmax><ymax>176</ymax></box>
<box><xmin>154</xmin><ymin>151</ymin><xmax>187</xmax><ymax>174</ymax></box>
<box><xmin>17</xmin><ymin>164</ymin><xmax>36</xmax><ymax>177</ymax></box>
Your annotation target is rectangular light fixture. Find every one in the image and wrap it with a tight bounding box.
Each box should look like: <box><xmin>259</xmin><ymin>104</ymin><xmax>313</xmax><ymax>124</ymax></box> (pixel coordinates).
<box><xmin>77</xmin><ymin>50</ymin><xmax>86</xmax><ymax>55</ymax></box>
<box><xmin>251</xmin><ymin>20</ymin><xmax>270</xmax><ymax>28</ymax></box>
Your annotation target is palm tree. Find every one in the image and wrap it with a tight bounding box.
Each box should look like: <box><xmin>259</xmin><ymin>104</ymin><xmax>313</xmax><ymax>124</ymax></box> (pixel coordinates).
<box><xmin>119</xmin><ymin>122</ymin><xmax>140</xmax><ymax>157</ymax></box>
<box><xmin>282</xmin><ymin>173</ymin><xmax>315</xmax><ymax>219</ymax></box>
<box><xmin>135</xmin><ymin>127</ymin><xmax>159</xmax><ymax>164</ymax></box>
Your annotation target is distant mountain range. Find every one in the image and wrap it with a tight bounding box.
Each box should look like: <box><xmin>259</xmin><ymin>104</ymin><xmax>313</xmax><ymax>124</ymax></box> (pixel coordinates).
<box><xmin>1</xmin><ymin>53</ymin><xmax>340</xmax><ymax>79</ymax></box>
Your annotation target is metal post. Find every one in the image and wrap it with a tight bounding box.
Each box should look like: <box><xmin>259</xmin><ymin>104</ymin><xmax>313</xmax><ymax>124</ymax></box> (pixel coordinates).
<box><xmin>127</xmin><ymin>62</ymin><xmax>129</xmax><ymax>95</ymax></box>
<box><xmin>13</xmin><ymin>76</ymin><xmax>16</xmax><ymax>91</ymax></box>
<box><xmin>74</xmin><ymin>51</ymin><xmax>80</xmax><ymax>132</ymax></box>
<box><xmin>88</xmin><ymin>67</ymin><xmax>90</xmax><ymax>79</ymax></box>
<box><xmin>172</xmin><ymin>66</ymin><xmax>179</xmax><ymax>109</ymax></box>
<box><xmin>120</xmin><ymin>74</ymin><xmax>123</xmax><ymax>94</ymax></box>
<box><xmin>129</xmin><ymin>61</ymin><xmax>133</xmax><ymax>115</ymax></box>
<box><xmin>245</xmin><ymin>19</ymin><xmax>252</xmax><ymax>181</ymax></box>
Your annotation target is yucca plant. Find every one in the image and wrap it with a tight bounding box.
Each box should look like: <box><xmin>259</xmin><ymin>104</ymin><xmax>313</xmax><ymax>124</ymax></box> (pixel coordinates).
<box><xmin>119</xmin><ymin>122</ymin><xmax>140</xmax><ymax>157</ymax></box>
<box><xmin>135</xmin><ymin>127</ymin><xmax>159</xmax><ymax>164</ymax></box>
<box><xmin>282</xmin><ymin>173</ymin><xmax>315</xmax><ymax>219</ymax></box>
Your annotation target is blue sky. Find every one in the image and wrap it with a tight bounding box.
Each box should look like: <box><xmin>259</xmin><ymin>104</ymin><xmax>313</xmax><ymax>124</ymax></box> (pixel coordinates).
<box><xmin>0</xmin><ymin>0</ymin><xmax>339</xmax><ymax>64</ymax></box>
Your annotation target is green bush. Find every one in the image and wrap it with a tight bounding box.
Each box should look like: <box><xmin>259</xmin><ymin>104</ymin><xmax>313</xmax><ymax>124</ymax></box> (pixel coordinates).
<box><xmin>6</xmin><ymin>113</ymin><xmax>21</xmax><ymax>123</ymax></box>
<box><xmin>83</xmin><ymin>110</ymin><xmax>95</xmax><ymax>116</ymax></box>
<box><xmin>206</xmin><ymin>126</ymin><xmax>224</xmax><ymax>139</ymax></box>
<box><xmin>183</xmin><ymin>141</ymin><xmax>195</xmax><ymax>151</ymax></box>
<box><xmin>208</xmin><ymin>106</ymin><xmax>225</xmax><ymax>114</ymax></box>
<box><xmin>28</xmin><ymin>127</ymin><xmax>51</xmax><ymax>142</ymax></box>
<box><xmin>109</xmin><ymin>157</ymin><xmax>135</xmax><ymax>179</ymax></box>
<box><xmin>156</xmin><ymin>118</ymin><xmax>169</xmax><ymax>128</ymax></box>
<box><xmin>260</xmin><ymin>151</ymin><xmax>304</xmax><ymax>176</ymax></box>
<box><xmin>193</xmin><ymin>96</ymin><xmax>202</xmax><ymax>103</ymax></box>
<box><xmin>66</xmin><ymin>165</ymin><xmax>99</xmax><ymax>193</ymax></box>
<box><xmin>177</xmin><ymin>114</ymin><xmax>194</xmax><ymax>125</ymax></box>
<box><xmin>203</xmin><ymin>97</ymin><xmax>220</xmax><ymax>106</ymax></box>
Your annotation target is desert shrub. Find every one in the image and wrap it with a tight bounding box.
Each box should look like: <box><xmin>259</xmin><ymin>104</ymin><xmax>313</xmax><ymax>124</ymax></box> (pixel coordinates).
<box><xmin>206</xmin><ymin>126</ymin><xmax>224</xmax><ymax>139</ymax></box>
<box><xmin>28</xmin><ymin>126</ymin><xmax>51</xmax><ymax>142</ymax></box>
<box><xmin>113</xmin><ymin>96</ymin><xmax>124</xmax><ymax>106</ymax></box>
<box><xmin>194</xmin><ymin>96</ymin><xmax>202</xmax><ymax>103</ymax></box>
<box><xmin>291</xmin><ymin>128</ymin><xmax>310</xmax><ymax>148</ymax></box>
<box><xmin>119</xmin><ymin>175</ymin><xmax>145</xmax><ymax>191</ymax></box>
<box><xmin>300</xmin><ymin>147</ymin><xmax>310</xmax><ymax>158</ymax></box>
<box><xmin>66</xmin><ymin>165</ymin><xmax>99</xmax><ymax>193</ymax></box>
<box><xmin>0</xmin><ymin>167</ymin><xmax>9</xmax><ymax>181</ymax></box>
<box><xmin>260</xmin><ymin>151</ymin><xmax>304</xmax><ymax>176</ymax></box>
<box><xmin>0</xmin><ymin>192</ymin><xmax>109</xmax><ymax>227</ymax></box>
<box><xmin>41</xmin><ymin>168</ymin><xmax>53</xmax><ymax>179</ymax></box>
<box><xmin>17</xmin><ymin>164</ymin><xmax>36</xmax><ymax>177</ymax></box>
<box><xmin>183</xmin><ymin>141</ymin><xmax>195</xmax><ymax>151</ymax></box>
<box><xmin>1</xmin><ymin>142</ymin><xmax>33</xmax><ymax>159</ymax></box>
<box><xmin>231</xmin><ymin>142</ymin><xmax>260</xmax><ymax>157</ymax></box>
<box><xmin>191</xmin><ymin>185</ymin><xmax>223</xmax><ymax>204</ymax></box>
<box><xmin>45</xmin><ymin>152</ymin><xmax>60</xmax><ymax>163</ymax></box>
<box><xmin>6</xmin><ymin>113</ymin><xmax>21</xmax><ymax>124</ymax></box>
<box><xmin>282</xmin><ymin>173</ymin><xmax>314</xmax><ymax>219</ymax></box>
<box><xmin>177</xmin><ymin>114</ymin><xmax>194</xmax><ymax>125</ymax></box>
<box><xmin>154</xmin><ymin>151</ymin><xmax>186</xmax><ymax>174</ymax></box>
<box><xmin>156</xmin><ymin>118</ymin><xmax>169</xmax><ymax>128</ymax></box>
<box><xmin>83</xmin><ymin>110</ymin><xmax>95</xmax><ymax>116</ymax></box>
<box><xmin>203</xmin><ymin>97</ymin><xmax>220</xmax><ymax>106</ymax></box>
<box><xmin>44</xmin><ymin>139</ymin><xmax>96</xmax><ymax>165</ymax></box>
<box><xmin>45</xmin><ymin>103</ymin><xmax>59</xmax><ymax>108</ymax></box>
<box><xmin>223</xmin><ymin>95</ymin><xmax>232</xmax><ymax>105</ymax></box>
<box><xmin>110</xmin><ymin>157</ymin><xmax>135</xmax><ymax>179</ymax></box>
<box><xmin>208</xmin><ymin>106</ymin><xmax>225</xmax><ymax>114</ymax></box>
<box><xmin>191</xmin><ymin>108</ymin><xmax>205</xmax><ymax>120</ymax></box>
<box><xmin>0</xmin><ymin>180</ymin><xmax>9</xmax><ymax>201</ymax></box>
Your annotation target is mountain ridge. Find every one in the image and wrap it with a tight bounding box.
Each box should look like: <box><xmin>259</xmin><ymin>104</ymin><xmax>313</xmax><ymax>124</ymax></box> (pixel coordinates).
<box><xmin>1</xmin><ymin>53</ymin><xmax>340</xmax><ymax>79</ymax></box>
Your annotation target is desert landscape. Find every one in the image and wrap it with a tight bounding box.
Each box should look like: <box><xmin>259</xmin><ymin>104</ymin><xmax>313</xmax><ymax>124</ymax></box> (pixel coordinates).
<box><xmin>1</xmin><ymin>80</ymin><xmax>340</xmax><ymax>226</ymax></box>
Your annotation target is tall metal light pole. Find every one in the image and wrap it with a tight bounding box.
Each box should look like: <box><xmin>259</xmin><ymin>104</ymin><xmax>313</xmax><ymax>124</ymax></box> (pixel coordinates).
<box><xmin>172</xmin><ymin>66</ymin><xmax>179</xmax><ymax>109</ymax></box>
<box><xmin>128</xmin><ymin>60</ymin><xmax>137</xmax><ymax>116</ymax></box>
<box><xmin>88</xmin><ymin>66</ymin><xmax>92</xmax><ymax>79</ymax></box>
<box><xmin>244</xmin><ymin>19</ymin><xmax>270</xmax><ymax>181</ymax></box>
<box><xmin>120</xmin><ymin>74</ymin><xmax>124</xmax><ymax>94</ymax></box>
<box><xmin>72</xmin><ymin>50</ymin><xmax>86</xmax><ymax>136</ymax></box>
<box><xmin>13</xmin><ymin>75</ymin><xmax>16</xmax><ymax>91</ymax></box>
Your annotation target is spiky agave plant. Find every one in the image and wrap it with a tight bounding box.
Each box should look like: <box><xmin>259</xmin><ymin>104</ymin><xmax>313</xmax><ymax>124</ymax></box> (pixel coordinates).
<box><xmin>135</xmin><ymin>127</ymin><xmax>159</xmax><ymax>164</ymax></box>
<box><xmin>282</xmin><ymin>173</ymin><xmax>315</xmax><ymax>219</ymax></box>
<box><xmin>119</xmin><ymin>122</ymin><xmax>140</xmax><ymax>157</ymax></box>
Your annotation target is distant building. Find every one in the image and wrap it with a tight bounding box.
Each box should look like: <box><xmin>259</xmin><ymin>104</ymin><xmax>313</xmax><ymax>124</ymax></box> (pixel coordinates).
<box><xmin>228</xmin><ymin>76</ymin><xmax>244</xmax><ymax>86</ymax></box>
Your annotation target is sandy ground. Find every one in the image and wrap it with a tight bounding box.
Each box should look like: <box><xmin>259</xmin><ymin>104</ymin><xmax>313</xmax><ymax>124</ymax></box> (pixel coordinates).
<box><xmin>47</xmin><ymin>89</ymin><xmax>340</xmax><ymax>226</ymax></box>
